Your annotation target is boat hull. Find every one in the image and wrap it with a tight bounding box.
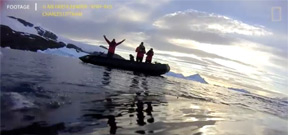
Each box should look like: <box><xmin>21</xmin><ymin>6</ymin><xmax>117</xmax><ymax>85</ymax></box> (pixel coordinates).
<box><xmin>79</xmin><ymin>55</ymin><xmax>170</xmax><ymax>76</ymax></box>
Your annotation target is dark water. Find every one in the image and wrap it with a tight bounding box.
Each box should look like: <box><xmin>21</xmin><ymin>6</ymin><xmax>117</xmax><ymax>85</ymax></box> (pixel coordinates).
<box><xmin>1</xmin><ymin>48</ymin><xmax>288</xmax><ymax>135</ymax></box>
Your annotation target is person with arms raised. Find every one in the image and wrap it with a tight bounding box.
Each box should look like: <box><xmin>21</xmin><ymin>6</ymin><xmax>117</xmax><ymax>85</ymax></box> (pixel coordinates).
<box><xmin>103</xmin><ymin>35</ymin><xmax>125</xmax><ymax>58</ymax></box>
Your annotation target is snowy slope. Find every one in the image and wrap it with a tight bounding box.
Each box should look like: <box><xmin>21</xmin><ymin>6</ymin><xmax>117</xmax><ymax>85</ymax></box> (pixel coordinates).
<box><xmin>1</xmin><ymin>16</ymin><xmax>106</xmax><ymax>55</ymax></box>
<box><xmin>58</xmin><ymin>36</ymin><xmax>107</xmax><ymax>53</ymax></box>
<box><xmin>1</xmin><ymin>16</ymin><xmax>39</xmax><ymax>35</ymax></box>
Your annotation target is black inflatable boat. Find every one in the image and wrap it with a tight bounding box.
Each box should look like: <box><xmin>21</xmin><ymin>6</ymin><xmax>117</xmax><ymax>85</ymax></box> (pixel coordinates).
<box><xmin>79</xmin><ymin>55</ymin><xmax>170</xmax><ymax>76</ymax></box>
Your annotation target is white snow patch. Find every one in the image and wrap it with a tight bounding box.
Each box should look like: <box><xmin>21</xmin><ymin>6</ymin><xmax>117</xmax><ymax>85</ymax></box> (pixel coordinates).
<box><xmin>1</xmin><ymin>16</ymin><xmax>38</xmax><ymax>35</ymax></box>
<box><xmin>37</xmin><ymin>47</ymin><xmax>88</xmax><ymax>58</ymax></box>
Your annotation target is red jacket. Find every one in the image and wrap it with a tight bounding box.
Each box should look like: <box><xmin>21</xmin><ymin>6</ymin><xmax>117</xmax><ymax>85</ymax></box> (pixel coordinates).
<box><xmin>108</xmin><ymin>43</ymin><xmax>117</xmax><ymax>54</ymax></box>
<box><xmin>104</xmin><ymin>36</ymin><xmax>125</xmax><ymax>54</ymax></box>
<box><xmin>136</xmin><ymin>47</ymin><xmax>146</xmax><ymax>58</ymax></box>
<box><xmin>146</xmin><ymin>50</ymin><xmax>154</xmax><ymax>60</ymax></box>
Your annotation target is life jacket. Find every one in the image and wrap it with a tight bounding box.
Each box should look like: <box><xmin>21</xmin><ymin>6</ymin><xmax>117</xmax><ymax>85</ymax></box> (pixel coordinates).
<box><xmin>146</xmin><ymin>50</ymin><xmax>154</xmax><ymax>60</ymax></box>
<box><xmin>108</xmin><ymin>42</ymin><xmax>117</xmax><ymax>53</ymax></box>
<box><xmin>136</xmin><ymin>47</ymin><xmax>146</xmax><ymax>58</ymax></box>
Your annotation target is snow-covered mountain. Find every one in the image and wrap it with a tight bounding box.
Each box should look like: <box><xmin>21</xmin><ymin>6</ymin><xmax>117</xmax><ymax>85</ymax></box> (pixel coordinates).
<box><xmin>165</xmin><ymin>72</ymin><xmax>186</xmax><ymax>79</ymax></box>
<box><xmin>165</xmin><ymin>72</ymin><xmax>208</xmax><ymax>84</ymax></box>
<box><xmin>0</xmin><ymin>16</ymin><xmax>106</xmax><ymax>58</ymax></box>
<box><xmin>186</xmin><ymin>74</ymin><xmax>208</xmax><ymax>84</ymax></box>
<box><xmin>165</xmin><ymin>72</ymin><xmax>251</xmax><ymax>94</ymax></box>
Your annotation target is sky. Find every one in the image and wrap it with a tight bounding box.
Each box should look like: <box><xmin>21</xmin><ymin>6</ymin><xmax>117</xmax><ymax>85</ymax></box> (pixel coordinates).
<box><xmin>1</xmin><ymin>0</ymin><xmax>287</xmax><ymax>95</ymax></box>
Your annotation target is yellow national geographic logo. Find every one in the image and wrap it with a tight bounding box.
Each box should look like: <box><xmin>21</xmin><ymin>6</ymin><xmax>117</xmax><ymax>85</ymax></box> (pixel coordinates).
<box><xmin>271</xmin><ymin>7</ymin><xmax>281</xmax><ymax>22</ymax></box>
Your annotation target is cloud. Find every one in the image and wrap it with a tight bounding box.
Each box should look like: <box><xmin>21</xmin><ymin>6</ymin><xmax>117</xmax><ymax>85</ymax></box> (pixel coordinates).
<box><xmin>119</xmin><ymin>32</ymin><xmax>149</xmax><ymax>48</ymax></box>
<box><xmin>149</xmin><ymin>9</ymin><xmax>286</xmax><ymax>71</ymax></box>
<box><xmin>167</xmin><ymin>38</ymin><xmax>276</xmax><ymax>67</ymax></box>
<box><xmin>154</xmin><ymin>9</ymin><xmax>272</xmax><ymax>36</ymax></box>
<box><xmin>116</xmin><ymin>7</ymin><xmax>148</xmax><ymax>22</ymax></box>
<box><xmin>151</xmin><ymin>9</ymin><xmax>274</xmax><ymax>48</ymax></box>
<box><xmin>148</xmin><ymin>9</ymin><xmax>287</xmax><ymax>94</ymax></box>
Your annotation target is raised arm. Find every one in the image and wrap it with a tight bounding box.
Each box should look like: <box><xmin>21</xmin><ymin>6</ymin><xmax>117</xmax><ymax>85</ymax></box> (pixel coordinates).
<box><xmin>116</xmin><ymin>39</ymin><xmax>125</xmax><ymax>45</ymax></box>
<box><xmin>103</xmin><ymin>35</ymin><xmax>110</xmax><ymax>44</ymax></box>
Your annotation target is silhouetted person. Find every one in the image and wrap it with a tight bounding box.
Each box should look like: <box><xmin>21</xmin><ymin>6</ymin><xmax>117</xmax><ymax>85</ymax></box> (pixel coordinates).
<box><xmin>103</xmin><ymin>35</ymin><xmax>125</xmax><ymax>58</ymax></box>
<box><xmin>135</xmin><ymin>42</ymin><xmax>146</xmax><ymax>62</ymax></box>
<box><xmin>145</xmin><ymin>48</ymin><xmax>154</xmax><ymax>63</ymax></box>
<box><xmin>107</xmin><ymin>115</ymin><xmax>117</xmax><ymax>134</ymax></box>
<box><xmin>129</xmin><ymin>54</ymin><xmax>135</xmax><ymax>61</ymax></box>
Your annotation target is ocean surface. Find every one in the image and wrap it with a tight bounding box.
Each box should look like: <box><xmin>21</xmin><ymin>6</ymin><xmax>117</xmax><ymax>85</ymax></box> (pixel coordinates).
<box><xmin>1</xmin><ymin>48</ymin><xmax>288</xmax><ymax>135</ymax></box>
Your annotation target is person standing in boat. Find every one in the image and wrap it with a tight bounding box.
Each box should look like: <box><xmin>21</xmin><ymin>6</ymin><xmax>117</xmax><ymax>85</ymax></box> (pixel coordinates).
<box><xmin>135</xmin><ymin>42</ymin><xmax>146</xmax><ymax>62</ymax></box>
<box><xmin>145</xmin><ymin>48</ymin><xmax>154</xmax><ymax>63</ymax></box>
<box><xmin>103</xmin><ymin>35</ymin><xmax>125</xmax><ymax>58</ymax></box>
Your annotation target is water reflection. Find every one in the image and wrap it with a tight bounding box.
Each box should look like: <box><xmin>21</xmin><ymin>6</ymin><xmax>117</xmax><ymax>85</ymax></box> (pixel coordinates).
<box><xmin>102</xmin><ymin>67</ymin><xmax>112</xmax><ymax>85</ymax></box>
<box><xmin>83</xmin><ymin>71</ymin><xmax>161</xmax><ymax>134</ymax></box>
<box><xmin>135</xmin><ymin>100</ymin><xmax>155</xmax><ymax>126</ymax></box>
<box><xmin>130</xmin><ymin>75</ymin><xmax>149</xmax><ymax>91</ymax></box>
<box><xmin>141</xmin><ymin>77</ymin><xmax>149</xmax><ymax>90</ymax></box>
<box><xmin>107</xmin><ymin>115</ymin><xmax>117</xmax><ymax>134</ymax></box>
<box><xmin>136</xmin><ymin>100</ymin><xmax>146</xmax><ymax>126</ymax></box>
<box><xmin>130</xmin><ymin>75</ymin><xmax>139</xmax><ymax>89</ymax></box>
<box><xmin>146</xmin><ymin>102</ymin><xmax>154</xmax><ymax>123</ymax></box>
<box><xmin>83</xmin><ymin>92</ymin><xmax>157</xmax><ymax>134</ymax></box>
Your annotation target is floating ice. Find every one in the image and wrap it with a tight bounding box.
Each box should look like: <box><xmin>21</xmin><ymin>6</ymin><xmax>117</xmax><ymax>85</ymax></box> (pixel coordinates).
<box><xmin>37</xmin><ymin>47</ymin><xmax>88</xmax><ymax>58</ymax></box>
